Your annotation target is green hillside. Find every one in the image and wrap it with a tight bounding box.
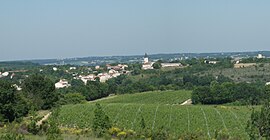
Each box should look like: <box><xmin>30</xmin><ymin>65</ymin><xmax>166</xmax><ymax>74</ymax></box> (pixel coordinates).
<box><xmin>58</xmin><ymin>90</ymin><xmax>254</xmax><ymax>138</ymax></box>
<box><xmin>98</xmin><ymin>90</ymin><xmax>192</xmax><ymax>105</ymax></box>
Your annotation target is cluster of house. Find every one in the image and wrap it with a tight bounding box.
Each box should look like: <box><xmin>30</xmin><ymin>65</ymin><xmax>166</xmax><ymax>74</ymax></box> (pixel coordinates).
<box><xmin>204</xmin><ymin>60</ymin><xmax>218</xmax><ymax>64</ymax></box>
<box><xmin>54</xmin><ymin>64</ymin><xmax>129</xmax><ymax>88</ymax></box>
<box><xmin>78</xmin><ymin>64</ymin><xmax>128</xmax><ymax>83</ymax></box>
<box><xmin>142</xmin><ymin>53</ymin><xmax>183</xmax><ymax>70</ymax></box>
<box><xmin>233</xmin><ymin>54</ymin><xmax>266</xmax><ymax>68</ymax></box>
<box><xmin>0</xmin><ymin>71</ymin><xmax>15</xmax><ymax>79</ymax></box>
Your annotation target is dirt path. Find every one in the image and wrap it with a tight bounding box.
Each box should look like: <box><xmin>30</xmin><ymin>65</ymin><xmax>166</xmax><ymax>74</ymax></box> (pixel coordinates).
<box><xmin>181</xmin><ymin>99</ymin><xmax>192</xmax><ymax>105</ymax></box>
<box><xmin>36</xmin><ymin>95</ymin><xmax>116</xmax><ymax>126</ymax></box>
<box><xmin>37</xmin><ymin>112</ymin><xmax>52</xmax><ymax>126</ymax></box>
<box><xmin>88</xmin><ymin>95</ymin><xmax>117</xmax><ymax>103</ymax></box>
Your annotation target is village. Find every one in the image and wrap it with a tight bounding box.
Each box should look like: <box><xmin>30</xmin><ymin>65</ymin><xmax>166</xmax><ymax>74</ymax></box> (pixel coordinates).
<box><xmin>1</xmin><ymin>53</ymin><xmax>270</xmax><ymax>91</ymax></box>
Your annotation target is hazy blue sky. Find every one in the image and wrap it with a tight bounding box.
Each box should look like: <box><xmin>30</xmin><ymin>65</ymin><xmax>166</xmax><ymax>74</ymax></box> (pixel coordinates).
<box><xmin>1</xmin><ymin>0</ymin><xmax>270</xmax><ymax>61</ymax></box>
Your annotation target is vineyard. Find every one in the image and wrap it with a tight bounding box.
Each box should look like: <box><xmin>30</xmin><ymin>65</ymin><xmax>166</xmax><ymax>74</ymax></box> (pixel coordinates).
<box><xmin>58</xmin><ymin>90</ymin><xmax>254</xmax><ymax>138</ymax></box>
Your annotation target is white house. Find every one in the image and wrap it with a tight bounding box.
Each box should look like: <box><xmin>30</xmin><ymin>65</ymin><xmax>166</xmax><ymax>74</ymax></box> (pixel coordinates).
<box><xmin>53</xmin><ymin>67</ymin><xmax>58</xmax><ymax>71</ymax></box>
<box><xmin>55</xmin><ymin>79</ymin><xmax>71</xmax><ymax>89</ymax></box>
<box><xmin>107</xmin><ymin>64</ymin><xmax>128</xmax><ymax>71</ymax></box>
<box><xmin>161</xmin><ymin>63</ymin><xmax>182</xmax><ymax>68</ymax></box>
<box><xmin>257</xmin><ymin>54</ymin><xmax>265</xmax><ymax>59</ymax></box>
<box><xmin>2</xmin><ymin>72</ymin><xmax>9</xmax><ymax>77</ymax></box>
<box><xmin>109</xmin><ymin>69</ymin><xmax>117</xmax><ymax>74</ymax></box>
<box><xmin>13</xmin><ymin>84</ymin><xmax>22</xmax><ymax>91</ymax></box>
<box><xmin>80</xmin><ymin>74</ymin><xmax>95</xmax><ymax>85</ymax></box>
<box><xmin>98</xmin><ymin>73</ymin><xmax>111</xmax><ymax>83</ymax></box>
<box><xmin>70</xmin><ymin>67</ymin><xmax>77</xmax><ymax>70</ymax></box>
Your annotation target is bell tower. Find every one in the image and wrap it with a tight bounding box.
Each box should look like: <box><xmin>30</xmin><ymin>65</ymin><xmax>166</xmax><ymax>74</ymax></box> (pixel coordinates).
<box><xmin>144</xmin><ymin>53</ymin><xmax>149</xmax><ymax>64</ymax></box>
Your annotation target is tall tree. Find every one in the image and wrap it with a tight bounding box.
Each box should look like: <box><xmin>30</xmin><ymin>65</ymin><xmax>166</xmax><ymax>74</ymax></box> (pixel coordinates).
<box><xmin>246</xmin><ymin>101</ymin><xmax>270</xmax><ymax>140</ymax></box>
<box><xmin>22</xmin><ymin>74</ymin><xmax>58</xmax><ymax>110</ymax></box>
<box><xmin>92</xmin><ymin>103</ymin><xmax>111</xmax><ymax>137</ymax></box>
<box><xmin>0</xmin><ymin>80</ymin><xmax>29</xmax><ymax>122</ymax></box>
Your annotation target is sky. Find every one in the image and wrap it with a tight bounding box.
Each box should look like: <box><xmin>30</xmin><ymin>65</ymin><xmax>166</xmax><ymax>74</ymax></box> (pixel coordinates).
<box><xmin>0</xmin><ymin>0</ymin><xmax>270</xmax><ymax>61</ymax></box>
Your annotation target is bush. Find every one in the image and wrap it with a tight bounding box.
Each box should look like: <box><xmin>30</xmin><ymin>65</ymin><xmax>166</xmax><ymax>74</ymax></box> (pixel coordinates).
<box><xmin>46</xmin><ymin>108</ymin><xmax>62</xmax><ymax>140</ymax></box>
<box><xmin>117</xmin><ymin>131</ymin><xmax>127</xmax><ymax>138</ymax></box>
<box><xmin>0</xmin><ymin>80</ymin><xmax>30</xmax><ymax>122</ymax></box>
<box><xmin>108</xmin><ymin>127</ymin><xmax>121</xmax><ymax>136</ymax></box>
<box><xmin>0</xmin><ymin>133</ymin><xmax>25</xmax><ymax>140</ymax></box>
<box><xmin>246</xmin><ymin>101</ymin><xmax>270</xmax><ymax>140</ymax></box>
<box><xmin>152</xmin><ymin>126</ymin><xmax>169</xmax><ymax>140</ymax></box>
<box><xmin>179</xmin><ymin>131</ymin><xmax>207</xmax><ymax>140</ymax></box>
<box><xmin>92</xmin><ymin>103</ymin><xmax>111</xmax><ymax>137</ymax></box>
<box><xmin>58</xmin><ymin>93</ymin><xmax>86</xmax><ymax>105</ymax></box>
<box><xmin>27</xmin><ymin>120</ymin><xmax>40</xmax><ymax>135</ymax></box>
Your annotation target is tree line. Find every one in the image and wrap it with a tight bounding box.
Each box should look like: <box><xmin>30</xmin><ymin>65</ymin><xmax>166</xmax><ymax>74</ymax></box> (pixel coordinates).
<box><xmin>192</xmin><ymin>81</ymin><xmax>270</xmax><ymax>105</ymax></box>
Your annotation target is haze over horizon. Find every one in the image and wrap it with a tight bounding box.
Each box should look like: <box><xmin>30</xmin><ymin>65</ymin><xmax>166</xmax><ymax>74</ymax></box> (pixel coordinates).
<box><xmin>1</xmin><ymin>0</ymin><xmax>270</xmax><ymax>61</ymax></box>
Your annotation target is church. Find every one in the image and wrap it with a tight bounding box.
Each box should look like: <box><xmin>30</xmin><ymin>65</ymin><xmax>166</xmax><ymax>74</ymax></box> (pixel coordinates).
<box><xmin>141</xmin><ymin>53</ymin><xmax>154</xmax><ymax>70</ymax></box>
<box><xmin>141</xmin><ymin>53</ymin><xmax>183</xmax><ymax>70</ymax></box>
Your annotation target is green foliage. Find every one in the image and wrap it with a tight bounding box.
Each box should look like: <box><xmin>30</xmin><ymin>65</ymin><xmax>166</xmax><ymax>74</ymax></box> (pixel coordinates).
<box><xmin>153</xmin><ymin>61</ymin><xmax>162</xmax><ymax>69</ymax></box>
<box><xmin>92</xmin><ymin>103</ymin><xmax>112</xmax><ymax>137</ymax></box>
<box><xmin>246</xmin><ymin>101</ymin><xmax>270</xmax><ymax>140</ymax></box>
<box><xmin>0</xmin><ymin>80</ymin><xmax>30</xmax><ymax>122</ymax></box>
<box><xmin>22</xmin><ymin>74</ymin><xmax>59</xmax><ymax>110</ymax></box>
<box><xmin>192</xmin><ymin>82</ymin><xmax>267</xmax><ymax>105</ymax></box>
<box><xmin>151</xmin><ymin>126</ymin><xmax>169</xmax><ymax>140</ymax></box>
<box><xmin>27</xmin><ymin>120</ymin><xmax>40</xmax><ymax>135</ymax></box>
<box><xmin>0</xmin><ymin>61</ymin><xmax>39</xmax><ymax>71</ymax></box>
<box><xmin>0</xmin><ymin>133</ymin><xmax>25</xmax><ymax>140</ymax></box>
<box><xmin>128</xmin><ymin>63</ymin><xmax>142</xmax><ymax>75</ymax></box>
<box><xmin>179</xmin><ymin>132</ymin><xmax>207</xmax><ymax>140</ymax></box>
<box><xmin>58</xmin><ymin>93</ymin><xmax>86</xmax><ymax>105</ymax></box>
<box><xmin>58</xmin><ymin>90</ymin><xmax>254</xmax><ymax>138</ymax></box>
<box><xmin>100</xmin><ymin>90</ymin><xmax>191</xmax><ymax>105</ymax></box>
<box><xmin>71</xmin><ymin>80</ymin><xmax>110</xmax><ymax>101</ymax></box>
<box><xmin>140</xmin><ymin>115</ymin><xmax>146</xmax><ymax>130</ymax></box>
<box><xmin>46</xmin><ymin>108</ymin><xmax>62</xmax><ymax>140</ymax></box>
<box><xmin>108</xmin><ymin>127</ymin><xmax>136</xmax><ymax>139</ymax></box>
<box><xmin>214</xmin><ymin>129</ymin><xmax>230</xmax><ymax>140</ymax></box>
<box><xmin>241</xmin><ymin>57</ymin><xmax>270</xmax><ymax>63</ymax></box>
<box><xmin>192</xmin><ymin>86</ymin><xmax>211</xmax><ymax>104</ymax></box>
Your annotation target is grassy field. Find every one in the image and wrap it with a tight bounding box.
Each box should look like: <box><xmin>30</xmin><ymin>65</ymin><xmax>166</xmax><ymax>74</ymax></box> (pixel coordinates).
<box><xmin>98</xmin><ymin>90</ymin><xmax>192</xmax><ymax>105</ymax></box>
<box><xmin>58</xmin><ymin>90</ymin><xmax>254</xmax><ymax>138</ymax></box>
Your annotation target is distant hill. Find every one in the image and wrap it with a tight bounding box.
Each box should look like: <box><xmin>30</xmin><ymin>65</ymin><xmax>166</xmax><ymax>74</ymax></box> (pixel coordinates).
<box><xmin>3</xmin><ymin>51</ymin><xmax>270</xmax><ymax>66</ymax></box>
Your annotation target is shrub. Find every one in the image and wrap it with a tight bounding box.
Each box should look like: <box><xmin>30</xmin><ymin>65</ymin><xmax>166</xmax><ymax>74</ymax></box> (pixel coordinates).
<box><xmin>46</xmin><ymin>108</ymin><xmax>62</xmax><ymax>140</ymax></box>
<box><xmin>0</xmin><ymin>133</ymin><xmax>25</xmax><ymax>140</ymax></box>
<box><xmin>92</xmin><ymin>103</ymin><xmax>111</xmax><ymax>137</ymax></box>
<box><xmin>179</xmin><ymin>131</ymin><xmax>207</xmax><ymax>140</ymax></box>
<box><xmin>27</xmin><ymin>120</ymin><xmax>40</xmax><ymax>135</ymax></box>
<box><xmin>152</xmin><ymin>126</ymin><xmax>169</xmax><ymax>140</ymax></box>
<box><xmin>117</xmin><ymin>131</ymin><xmax>127</xmax><ymax>138</ymax></box>
<box><xmin>58</xmin><ymin>93</ymin><xmax>86</xmax><ymax>105</ymax></box>
<box><xmin>108</xmin><ymin>127</ymin><xmax>121</xmax><ymax>136</ymax></box>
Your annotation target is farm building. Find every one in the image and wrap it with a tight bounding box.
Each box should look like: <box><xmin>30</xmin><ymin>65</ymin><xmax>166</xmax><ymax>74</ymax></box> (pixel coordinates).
<box><xmin>234</xmin><ymin>63</ymin><xmax>256</xmax><ymax>68</ymax></box>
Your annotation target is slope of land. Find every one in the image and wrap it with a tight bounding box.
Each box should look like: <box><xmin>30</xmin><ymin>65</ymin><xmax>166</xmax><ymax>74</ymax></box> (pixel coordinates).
<box><xmin>58</xmin><ymin>90</ymin><xmax>255</xmax><ymax>138</ymax></box>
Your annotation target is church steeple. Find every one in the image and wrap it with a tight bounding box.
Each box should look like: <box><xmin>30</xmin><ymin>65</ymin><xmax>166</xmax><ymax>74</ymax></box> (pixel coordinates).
<box><xmin>143</xmin><ymin>53</ymin><xmax>149</xmax><ymax>63</ymax></box>
<box><xmin>144</xmin><ymin>53</ymin><xmax>148</xmax><ymax>58</ymax></box>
